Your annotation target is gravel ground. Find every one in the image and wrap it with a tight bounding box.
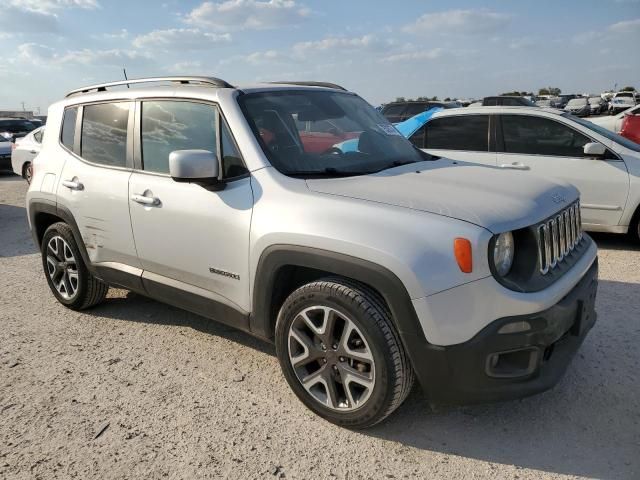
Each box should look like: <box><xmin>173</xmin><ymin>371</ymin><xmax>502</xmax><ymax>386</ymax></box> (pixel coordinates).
<box><xmin>1</xmin><ymin>173</ymin><xmax>639</xmax><ymax>480</ymax></box>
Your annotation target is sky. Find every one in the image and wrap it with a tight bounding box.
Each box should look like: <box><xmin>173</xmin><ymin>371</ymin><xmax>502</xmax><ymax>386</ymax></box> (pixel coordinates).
<box><xmin>1</xmin><ymin>0</ymin><xmax>639</xmax><ymax>113</ymax></box>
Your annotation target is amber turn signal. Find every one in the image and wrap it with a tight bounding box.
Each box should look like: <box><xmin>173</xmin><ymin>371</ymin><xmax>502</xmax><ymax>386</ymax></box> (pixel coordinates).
<box><xmin>454</xmin><ymin>238</ymin><xmax>473</xmax><ymax>273</ymax></box>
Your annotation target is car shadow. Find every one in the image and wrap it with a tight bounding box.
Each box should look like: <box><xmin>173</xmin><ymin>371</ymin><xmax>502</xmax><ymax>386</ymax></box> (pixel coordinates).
<box><xmin>0</xmin><ymin>203</ymin><xmax>38</xmax><ymax>257</ymax></box>
<box><xmin>84</xmin><ymin>290</ymin><xmax>276</xmax><ymax>357</ymax></box>
<box><xmin>590</xmin><ymin>231</ymin><xmax>640</xmax><ymax>251</ymax></box>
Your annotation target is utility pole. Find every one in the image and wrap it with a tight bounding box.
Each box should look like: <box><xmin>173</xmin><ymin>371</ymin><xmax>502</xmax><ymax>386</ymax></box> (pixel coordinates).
<box><xmin>21</xmin><ymin>101</ymin><xmax>26</xmax><ymax>112</ymax></box>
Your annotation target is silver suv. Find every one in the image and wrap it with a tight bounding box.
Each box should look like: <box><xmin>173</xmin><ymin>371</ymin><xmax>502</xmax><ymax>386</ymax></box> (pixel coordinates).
<box><xmin>27</xmin><ymin>77</ymin><xmax>598</xmax><ymax>428</ymax></box>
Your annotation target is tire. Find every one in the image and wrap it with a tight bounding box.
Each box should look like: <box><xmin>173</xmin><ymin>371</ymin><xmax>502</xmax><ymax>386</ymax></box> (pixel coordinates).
<box><xmin>275</xmin><ymin>277</ymin><xmax>414</xmax><ymax>429</ymax></box>
<box><xmin>41</xmin><ymin>222</ymin><xmax>109</xmax><ymax>310</ymax></box>
<box><xmin>22</xmin><ymin>162</ymin><xmax>33</xmax><ymax>184</ymax></box>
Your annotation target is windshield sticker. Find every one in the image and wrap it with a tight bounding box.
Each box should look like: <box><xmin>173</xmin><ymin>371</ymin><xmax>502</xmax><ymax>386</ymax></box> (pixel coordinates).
<box><xmin>377</xmin><ymin>124</ymin><xmax>402</xmax><ymax>136</ymax></box>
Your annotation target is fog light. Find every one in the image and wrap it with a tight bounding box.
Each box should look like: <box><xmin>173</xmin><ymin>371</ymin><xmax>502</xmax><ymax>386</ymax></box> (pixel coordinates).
<box><xmin>497</xmin><ymin>320</ymin><xmax>531</xmax><ymax>334</ymax></box>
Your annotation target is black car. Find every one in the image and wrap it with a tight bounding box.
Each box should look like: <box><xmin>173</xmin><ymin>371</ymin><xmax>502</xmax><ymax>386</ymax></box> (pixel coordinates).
<box><xmin>381</xmin><ymin>101</ymin><xmax>456</xmax><ymax>123</ymax></box>
<box><xmin>0</xmin><ymin>118</ymin><xmax>37</xmax><ymax>141</ymax></box>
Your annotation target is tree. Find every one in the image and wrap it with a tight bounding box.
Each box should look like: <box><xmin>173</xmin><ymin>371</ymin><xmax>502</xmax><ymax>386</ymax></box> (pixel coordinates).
<box><xmin>444</xmin><ymin>97</ymin><xmax>451</xmax><ymax>101</ymax></box>
<box><xmin>539</xmin><ymin>87</ymin><xmax>561</xmax><ymax>96</ymax></box>
<box><xmin>430</xmin><ymin>96</ymin><xmax>438</xmax><ymax>101</ymax></box>
<box><xmin>621</xmin><ymin>86</ymin><xmax>636</xmax><ymax>92</ymax></box>
<box><xmin>395</xmin><ymin>97</ymin><xmax>406</xmax><ymax>102</ymax></box>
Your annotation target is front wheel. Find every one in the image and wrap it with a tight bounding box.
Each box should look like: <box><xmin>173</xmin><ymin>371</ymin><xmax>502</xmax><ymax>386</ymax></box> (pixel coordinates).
<box><xmin>275</xmin><ymin>278</ymin><xmax>414</xmax><ymax>428</ymax></box>
<box><xmin>630</xmin><ymin>210</ymin><xmax>640</xmax><ymax>244</ymax></box>
<box><xmin>41</xmin><ymin>222</ymin><xmax>109</xmax><ymax>310</ymax></box>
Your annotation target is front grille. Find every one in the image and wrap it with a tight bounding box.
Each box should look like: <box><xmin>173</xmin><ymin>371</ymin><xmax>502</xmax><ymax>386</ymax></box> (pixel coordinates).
<box><xmin>536</xmin><ymin>201</ymin><xmax>583</xmax><ymax>275</ymax></box>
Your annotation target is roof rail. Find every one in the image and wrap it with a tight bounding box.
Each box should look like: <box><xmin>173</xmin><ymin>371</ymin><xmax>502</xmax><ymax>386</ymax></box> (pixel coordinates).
<box><xmin>268</xmin><ymin>81</ymin><xmax>347</xmax><ymax>91</ymax></box>
<box><xmin>65</xmin><ymin>76</ymin><xmax>234</xmax><ymax>98</ymax></box>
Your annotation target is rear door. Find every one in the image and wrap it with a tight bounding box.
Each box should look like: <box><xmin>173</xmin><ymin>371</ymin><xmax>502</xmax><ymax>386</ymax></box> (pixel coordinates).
<box><xmin>56</xmin><ymin>102</ymin><xmax>141</xmax><ymax>268</ymax></box>
<box><xmin>496</xmin><ymin>113</ymin><xmax>629</xmax><ymax>227</ymax></box>
<box><xmin>417</xmin><ymin>114</ymin><xmax>497</xmax><ymax>166</ymax></box>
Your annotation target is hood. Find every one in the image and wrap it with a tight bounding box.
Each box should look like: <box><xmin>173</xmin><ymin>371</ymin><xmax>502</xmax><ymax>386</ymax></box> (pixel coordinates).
<box><xmin>306</xmin><ymin>159</ymin><xmax>579</xmax><ymax>233</ymax></box>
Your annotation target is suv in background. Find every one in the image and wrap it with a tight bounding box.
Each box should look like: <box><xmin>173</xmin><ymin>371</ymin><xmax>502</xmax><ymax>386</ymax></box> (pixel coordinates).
<box><xmin>381</xmin><ymin>100</ymin><xmax>456</xmax><ymax>122</ymax></box>
<box><xmin>27</xmin><ymin>77</ymin><xmax>598</xmax><ymax>428</ymax></box>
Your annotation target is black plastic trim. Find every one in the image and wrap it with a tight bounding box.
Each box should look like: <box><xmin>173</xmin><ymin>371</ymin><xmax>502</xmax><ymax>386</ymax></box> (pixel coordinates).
<box><xmin>250</xmin><ymin>244</ymin><xmax>429</xmax><ymax>365</ymax></box>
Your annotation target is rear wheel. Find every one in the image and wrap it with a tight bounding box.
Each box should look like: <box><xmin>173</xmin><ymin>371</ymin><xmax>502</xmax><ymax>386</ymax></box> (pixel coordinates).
<box><xmin>41</xmin><ymin>222</ymin><xmax>108</xmax><ymax>310</ymax></box>
<box><xmin>22</xmin><ymin>162</ymin><xmax>33</xmax><ymax>184</ymax></box>
<box><xmin>275</xmin><ymin>278</ymin><xmax>414</xmax><ymax>428</ymax></box>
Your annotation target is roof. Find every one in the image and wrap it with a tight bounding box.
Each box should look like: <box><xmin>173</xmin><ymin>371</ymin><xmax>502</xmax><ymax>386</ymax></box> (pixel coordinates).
<box><xmin>434</xmin><ymin>106</ymin><xmax>564</xmax><ymax>116</ymax></box>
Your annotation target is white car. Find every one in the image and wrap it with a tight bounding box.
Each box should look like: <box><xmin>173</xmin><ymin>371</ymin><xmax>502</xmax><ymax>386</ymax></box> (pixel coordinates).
<box><xmin>27</xmin><ymin>77</ymin><xmax>597</xmax><ymax>428</ymax></box>
<box><xmin>590</xmin><ymin>104</ymin><xmax>640</xmax><ymax>133</ymax></box>
<box><xmin>11</xmin><ymin>126</ymin><xmax>44</xmax><ymax>183</ymax></box>
<box><xmin>407</xmin><ymin>106</ymin><xmax>640</xmax><ymax>241</ymax></box>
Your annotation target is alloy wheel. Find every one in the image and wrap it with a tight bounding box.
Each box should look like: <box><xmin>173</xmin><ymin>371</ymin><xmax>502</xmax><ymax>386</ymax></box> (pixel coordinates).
<box><xmin>287</xmin><ymin>306</ymin><xmax>375</xmax><ymax>411</ymax></box>
<box><xmin>46</xmin><ymin>235</ymin><xmax>79</xmax><ymax>300</ymax></box>
<box><xmin>24</xmin><ymin>163</ymin><xmax>33</xmax><ymax>184</ymax></box>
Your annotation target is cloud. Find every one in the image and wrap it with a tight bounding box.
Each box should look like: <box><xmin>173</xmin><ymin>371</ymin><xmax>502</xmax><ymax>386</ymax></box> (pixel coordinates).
<box><xmin>132</xmin><ymin>28</ymin><xmax>231</xmax><ymax>50</ymax></box>
<box><xmin>403</xmin><ymin>9</ymin><xmax>511</xmax><ymax>35</ymax></box>
<box><xmin>0</xmin><ymin>5</ymin><xmax>60</xmax><ymax>33</ymax></box>
<box><xmin>8</xmin><ymin>0</ymin><xmax>99</xmax><ymax>13</ymax></box>
<box><xmin>608</xmin><ymin>18</ymin><xmax>640</xmax><ymax>33</ymax></box>
<box><xmin>18</xmin><ymin>43</ymin><xmax>57</xmax><ymax>64</ymax></box>
<box><xmin>57</xmin><ymin>49</ymin><xmax>153</xmax><ymax>67</ymax></box>
<box><xmin>185</xmin><ymin>0</ymin><xmax>310</xmax><ymax>31</ymax></box>
<box><xmin>165</xmin><ymin>60</ymin><xmax>203</xmax><ymax>73</ymax></box>
<box><xmin>1</xmin><ymin>0</ymin><xmax>99</xmax><ymax>34</ymax></box>
<box><xmin>94</xmin><ymin>29</ymin><xmax>129</xmax><ymax>40</ymax></box>
<box><xmin>292</xmin><ymin>35</ymin><xmax>391</xmax><ymax>55</ymax></box>
<box><xmin>380</xmin><ymin>48</ymin><xmax>444</xmax><ymax>63</ymax></box>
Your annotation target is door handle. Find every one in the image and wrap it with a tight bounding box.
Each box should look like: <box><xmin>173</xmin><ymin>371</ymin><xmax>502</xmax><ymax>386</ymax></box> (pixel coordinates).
<box><xmin>30</xmin><ymin>150</ymin><xmax>37</xmax><ymax>154</ymax></box>
<box><xmin>131</xmin><ymin>194</ymin><xmax>160</xmax><ymax>206</ymax></box>
<box><xmin>62</xmin><ymin>179</ymin><xmax>84</xmax><ymax>190</ymax></box>
<box><xmin>499</xmin><ymin>162</ymin><xmax>530</xmax><ymax>171</ymax></box>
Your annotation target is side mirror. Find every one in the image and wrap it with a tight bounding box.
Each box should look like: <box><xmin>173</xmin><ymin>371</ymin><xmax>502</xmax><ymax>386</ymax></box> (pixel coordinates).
<box><xmin>169</xmin><ymin>150</ymin><xmax>222</xmax><ymax>188</ymax></box>
<box><xmin>583</xmin><ymin>142</ymin><xmax>606</xmax><ymax>158</ymax></box>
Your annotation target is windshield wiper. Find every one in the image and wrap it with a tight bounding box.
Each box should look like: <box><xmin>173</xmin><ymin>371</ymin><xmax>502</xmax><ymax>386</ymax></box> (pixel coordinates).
<box><xmin>284</xmin><ymin>167</ymin><xmax>375</xmax><ymax>178</ymax></box>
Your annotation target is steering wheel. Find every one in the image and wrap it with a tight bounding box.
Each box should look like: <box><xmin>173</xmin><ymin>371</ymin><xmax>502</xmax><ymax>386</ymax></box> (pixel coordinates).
<box><xmin>322</xmin><ymin>147</ymin><xmax>344</xmax><ymax>156</ymax></box>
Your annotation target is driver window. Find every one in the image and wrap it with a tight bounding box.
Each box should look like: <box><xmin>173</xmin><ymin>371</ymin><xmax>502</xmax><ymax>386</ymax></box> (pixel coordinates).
<box><xmin>501</xmin><ymin>115</ymin><xmax>591</xmax><ymax>157</ymax></box>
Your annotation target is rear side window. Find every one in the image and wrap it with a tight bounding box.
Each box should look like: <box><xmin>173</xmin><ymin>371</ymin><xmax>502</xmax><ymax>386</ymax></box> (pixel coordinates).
<box><xmin>60</xmin><ymin>107</ymin><xmax>78</xmax><ymax>150</ymax></box>
<box><xmin>34</xmin><ymin>129</ymin><xmax>44</xmax><ymax>143</ymax></box>
<box><xmin>141</xmin><ymin>100</ymin><xmax>217</xmax><ymax>174</ymax></box>
<box><xmin>425</xmin><ymin>115</ymin><xmax>489</xmax><ymax>151</ymax></box>
<box><xmin>500</xmin><ymin>115</ymin><xmax>591</xmax><ymax>157</ymax></box>
<box><xmin>81</xmin><ymin>102</ymin><xmax>130</xmax><ymax>167</ymax></box>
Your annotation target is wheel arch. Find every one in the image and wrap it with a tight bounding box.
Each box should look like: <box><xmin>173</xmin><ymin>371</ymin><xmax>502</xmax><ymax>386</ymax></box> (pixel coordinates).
<box><xmin>250</xmin><ymin>245</ymin><xmax>428</xmax><ymax>356</ymax></box>
<box><xmin>28</xmin><ymin>199</ymin><xmax>94</xmax><ymax>272</ymax></box>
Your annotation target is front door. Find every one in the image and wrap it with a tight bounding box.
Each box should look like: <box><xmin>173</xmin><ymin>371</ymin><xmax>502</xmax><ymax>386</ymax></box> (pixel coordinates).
<box><xmin>496</xmin><ymin>114</ymin><xmax>629</xmax><ymax>227</ymax></box>
<box><xmin>128</xmin><ymin>99</ymin><xmax>253</xmax><ymax>313</ymax></box>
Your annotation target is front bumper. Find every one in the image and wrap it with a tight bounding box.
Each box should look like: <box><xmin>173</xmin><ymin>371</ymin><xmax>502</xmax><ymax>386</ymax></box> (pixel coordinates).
<box><xmin>410</xmin><ymin>259</ymin><xmax>598</xmax><ymax>406</ymax></box>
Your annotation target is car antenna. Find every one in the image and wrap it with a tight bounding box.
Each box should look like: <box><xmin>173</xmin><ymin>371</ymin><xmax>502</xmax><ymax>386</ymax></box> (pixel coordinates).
<box><xmin>123</xmin><ymin>68</ymin><xmax>129</xmax><ymax>88</ymax></box>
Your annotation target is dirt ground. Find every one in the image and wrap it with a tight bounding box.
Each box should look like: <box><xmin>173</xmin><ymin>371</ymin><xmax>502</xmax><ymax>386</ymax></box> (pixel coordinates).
<box><xmin>1</xmin><ymin>174</ymin><xmax>639</xmax><ymax>480</ymax></box>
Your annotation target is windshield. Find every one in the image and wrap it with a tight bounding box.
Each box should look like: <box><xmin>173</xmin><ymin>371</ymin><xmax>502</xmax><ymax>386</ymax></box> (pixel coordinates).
<box><xmin>568</xmin><ymin>114</ymin><xmax>640</xmax><ymax>153</ymax></box>
<box><xmin>0</xmin><ymin>119</ymin><xmax>36</xmax><ymax>133</ymax></box>
<box><xmin>567</xmin><ymin>98</ymin><xmax>587</xmax><ymax>107</ymax></box>
<box><xmin>239</xmin><ymin>90</ymin><xmax>427</xmax><ymax>176</ymax></box>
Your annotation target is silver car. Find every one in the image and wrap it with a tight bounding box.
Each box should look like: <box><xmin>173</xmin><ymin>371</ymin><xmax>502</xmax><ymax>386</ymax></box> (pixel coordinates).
<box><xmin>26</xmin><ymin>77</ymin><xmax>598</xmax><ymax>428</ymax></box>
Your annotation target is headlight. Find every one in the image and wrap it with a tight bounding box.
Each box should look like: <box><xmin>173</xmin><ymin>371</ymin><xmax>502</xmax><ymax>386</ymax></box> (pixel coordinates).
<box><xmin>493</xmin><ymin>232</ymin><xmax>514</xmax><ymax>276</ymax></box>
